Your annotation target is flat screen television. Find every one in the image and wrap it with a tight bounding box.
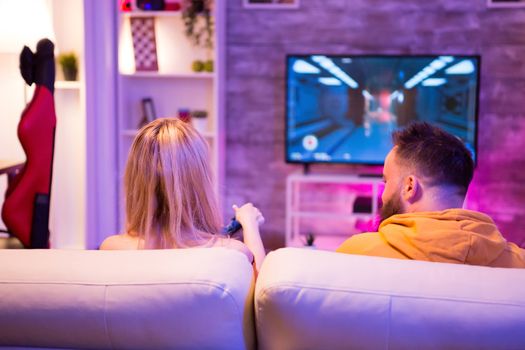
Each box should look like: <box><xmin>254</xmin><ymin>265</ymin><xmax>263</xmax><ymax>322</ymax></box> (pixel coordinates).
<box><xmin>286</xmin><ymin>54</ymin><xmax>480</xmax><ymax>165</ymax></box>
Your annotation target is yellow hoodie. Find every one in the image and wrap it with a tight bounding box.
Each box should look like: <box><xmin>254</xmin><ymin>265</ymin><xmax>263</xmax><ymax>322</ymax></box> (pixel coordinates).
<box><xmin>337</xmin><ymin>209</ymin><xmax>525</xmax><ymax>268</ymax></box>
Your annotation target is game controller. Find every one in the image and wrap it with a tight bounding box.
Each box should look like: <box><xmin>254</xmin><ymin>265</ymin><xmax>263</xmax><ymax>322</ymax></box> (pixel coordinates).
<box><xmin>222</xmin><ymin>218</ymin><xmax>242</xmax><ymax>236</ymax></box>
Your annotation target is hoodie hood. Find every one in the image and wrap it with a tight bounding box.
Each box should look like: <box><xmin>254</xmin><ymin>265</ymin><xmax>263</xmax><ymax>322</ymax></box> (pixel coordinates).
<box><xmin>378</xmin><ymin>209</ymin><xmax>508</xmax><ymax>265</ymax></box>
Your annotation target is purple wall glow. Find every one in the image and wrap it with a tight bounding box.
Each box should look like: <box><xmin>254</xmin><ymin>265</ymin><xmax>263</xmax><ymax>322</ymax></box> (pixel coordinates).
<box><xmin>225</xmin><ymin>0</ymin><xmax>525</xmax><ymax>249</ymax></box>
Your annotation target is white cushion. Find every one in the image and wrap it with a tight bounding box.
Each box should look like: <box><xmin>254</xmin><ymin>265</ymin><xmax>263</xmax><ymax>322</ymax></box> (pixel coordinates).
<box><xmin>0</xmin><ymin>248</ymin><xmax>255</xmax><ymax>350</ymax></box>
<box><xmin>255</xmin><ymin>248</ymin><xmax>525</xmax><ymax>350</ymax></box>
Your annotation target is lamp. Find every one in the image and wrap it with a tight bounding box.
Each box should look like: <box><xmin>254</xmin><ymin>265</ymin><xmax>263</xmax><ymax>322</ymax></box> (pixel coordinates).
<box><xmin>0</xmin><ymin>0</ymin><xmax>56</xmax><ymax>103</ymax></box>
<box><xmin>0</xmin><ymin>0</ymin><xmax>56</xmax><ymax>53</ymax></box>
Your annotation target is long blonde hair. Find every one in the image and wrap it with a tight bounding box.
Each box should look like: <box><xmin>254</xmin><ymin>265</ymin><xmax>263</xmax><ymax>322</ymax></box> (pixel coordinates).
<box><xmin>124</xmin><ymin>118</ymin><xmax>221</xmax><ymax>248</ymax></box>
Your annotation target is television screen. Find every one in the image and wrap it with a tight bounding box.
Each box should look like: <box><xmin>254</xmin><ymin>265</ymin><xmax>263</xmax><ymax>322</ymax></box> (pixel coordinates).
<box><xmin>286</xmin><ymin>54</ymin><xmax>480</xmax><ymax>165</ymax></box>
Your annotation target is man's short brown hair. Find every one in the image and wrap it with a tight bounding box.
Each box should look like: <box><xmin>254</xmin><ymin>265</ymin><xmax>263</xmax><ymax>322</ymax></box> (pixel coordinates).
<box><xmin>392</xmin><ymin>122</ymin><xmax>474</xmax><ymax>195</ymax></box>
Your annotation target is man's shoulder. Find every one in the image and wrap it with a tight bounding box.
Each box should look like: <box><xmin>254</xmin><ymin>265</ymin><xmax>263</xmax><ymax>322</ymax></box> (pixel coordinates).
<box><xmin>336</xmin><ymin>231</ymin><xmax>409</xmax><ymax>260</ymax></box>
<box><xmin>336</xmin><ymin>232</ymin><xmax>383</xmax><ymax>254</ymax></box>
<box><xmin>500</xmin><ymin>242</ymin><xmax>525</xmax><ymax>268</ymax></box>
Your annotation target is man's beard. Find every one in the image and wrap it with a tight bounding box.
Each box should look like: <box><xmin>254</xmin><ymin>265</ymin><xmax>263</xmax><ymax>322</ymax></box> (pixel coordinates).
<box><xmin>379</xmin><ymin>191</ymin><xmax>405</xmax><ymax>223</ymax></box>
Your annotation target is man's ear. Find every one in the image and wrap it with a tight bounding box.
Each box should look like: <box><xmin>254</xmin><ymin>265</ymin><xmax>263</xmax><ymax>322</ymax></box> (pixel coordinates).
<box><xmin>402</xmin><ymin>175</ymin><xmax>420</xmax><ymax>202</ymax></box>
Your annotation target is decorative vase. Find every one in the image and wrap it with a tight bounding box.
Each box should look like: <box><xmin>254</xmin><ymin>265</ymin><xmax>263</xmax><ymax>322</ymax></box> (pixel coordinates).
<box><xmin>62</xmin><ymin>66</ymin><xmax>78</xmax><ymax>81</ymax></box>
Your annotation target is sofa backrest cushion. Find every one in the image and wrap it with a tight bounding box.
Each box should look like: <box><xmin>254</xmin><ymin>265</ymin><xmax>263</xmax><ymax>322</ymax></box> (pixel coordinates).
<box><xmin>0</xmin><ymin>248</ymin><xmax>255</xmax><ymax>349</ymax></box>
<box><xmin>255</xmin><ymin>248</ymin><xmax>525</xmax><ymax>350</ymax></box>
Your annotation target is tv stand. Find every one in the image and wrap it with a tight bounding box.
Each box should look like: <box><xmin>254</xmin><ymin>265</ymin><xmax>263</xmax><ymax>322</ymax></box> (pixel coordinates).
<box><xmin>358</xmin><ymin>173</ymin><xmax>382</xmax><ymax>178</ymax></box>
<box><xmin>303</xmin><ymin>163</ymin><xmax>311</xmax><ymax>175</ymax></box>
<box><xmin>285</xmin><ymin>173</ymin><xmax>384</xmax><ymax>250</ymax></box>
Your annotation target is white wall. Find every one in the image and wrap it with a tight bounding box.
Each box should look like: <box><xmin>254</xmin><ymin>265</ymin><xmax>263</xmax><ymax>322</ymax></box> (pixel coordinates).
<box><xmin>0</xmin><ymin>54</ymin><xmax>27</xmax><ymax>231</ymax></box>
<box><xmin>0</xmin><ymin>0</ymin><xmax>87</xmax><ymax>248</ymax></box>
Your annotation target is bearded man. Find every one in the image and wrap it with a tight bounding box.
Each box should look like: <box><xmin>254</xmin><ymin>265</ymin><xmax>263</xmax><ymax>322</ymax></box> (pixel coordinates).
<box><xmin>336</xmin><ymin>122</ymin><xmax>525</xmax><ymax>267</ymax></box>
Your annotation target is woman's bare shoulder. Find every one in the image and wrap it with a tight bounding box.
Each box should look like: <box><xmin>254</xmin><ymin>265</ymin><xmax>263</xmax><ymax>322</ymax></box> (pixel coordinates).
<box><xmin>99</xmin><ymin>233</ymin><xmax>139</xmax><ymax>250</ymax></box>
<box><xmin>212</xmin><ymin>237</ymin><xmax>254</xmax><ymax>263</ymax></box>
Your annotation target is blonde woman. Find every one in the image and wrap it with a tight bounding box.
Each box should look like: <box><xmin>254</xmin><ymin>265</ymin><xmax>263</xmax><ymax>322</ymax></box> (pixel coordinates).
<box><xmin>100</xmin><ymin>118</ymin><xmax>266</xmax><ymax>272</ymax></box>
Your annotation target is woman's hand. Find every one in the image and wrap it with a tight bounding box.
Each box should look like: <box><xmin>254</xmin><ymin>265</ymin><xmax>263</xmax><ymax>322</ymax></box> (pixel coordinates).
<box><xmin>233</xmin><ymin>203</ymin><xmax>264</xmax><ymax>230</ymax></box>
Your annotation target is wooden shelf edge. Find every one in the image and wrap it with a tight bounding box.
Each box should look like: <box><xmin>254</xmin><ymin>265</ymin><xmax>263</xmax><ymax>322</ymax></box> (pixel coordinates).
<box><xmin>120</xmin><ymin>11</ymin><xmax>182</xmax><ymax>18</ymax></box>
<box><xmin>55</xmin><ymin>81</ymin><xmax>82</xmax><ymax>89</ymax></box>
<box><xmin>122</xmin><ymin>129</ymin><xmax>216</xmax><ymax>138</ymax></box>
<box><xmin>120</xmin><ymin>72</ymin><xmax>215</xmax><ymax>79</ymax></box>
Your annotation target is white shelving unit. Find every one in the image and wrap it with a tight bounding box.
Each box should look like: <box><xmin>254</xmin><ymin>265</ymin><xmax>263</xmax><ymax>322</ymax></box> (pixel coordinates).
<box><xmin>285</xmin><ymin>173</ymin><xmax>384</xmax><ymax>250</ymax></box>
<box><xmin>116</xmin><ymin>2</ymin><xmax>225</xmax><ymax>229</ymax></box>
<box><xmin>121</xmin><ymin>72</ymin><xmax>215</xmax><ymax>79</ymax></box>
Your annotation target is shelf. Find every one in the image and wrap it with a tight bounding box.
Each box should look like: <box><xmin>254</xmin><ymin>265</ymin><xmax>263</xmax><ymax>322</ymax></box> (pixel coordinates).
<box><xmin>200</xmin><ymin>131</ymin><xmax>216</xmax><ymax>138</ymax></box>
<box><xmin>55</xmin><ymin>81</ymin><xmax>81</xmax><ymax>90</ymax></box>
<box><xmin>288</xmin><ymin>173</ymin><xmax>384</xmax><ymax>185</ymax></box>
<box><xmin>120</xmin><ymin>72</ymin><xmax>215</xmax><ymax>79</ymax></box>
<box><xmin>120</xmin><ymin>10</ymin><xmax>211</xmax><ymax>18</ymax></box>
<box><xmin>286</xmin><ymin>173</ymin><xmax>383</xmax><ymax>248</ymax></box>
<box><xmin>121</xmin><ymin>129</ymin><xmax>215</xmax><ymax>138</ymax></box>
<box><xmin>121</xmin><ymin>11</ymin><xmax>182</xmax><ymax>18</ymax></box>
<box><xmin>117</xmin><ymin>0</ymin><xmax>225</xmax><ymax>231</ymax></box>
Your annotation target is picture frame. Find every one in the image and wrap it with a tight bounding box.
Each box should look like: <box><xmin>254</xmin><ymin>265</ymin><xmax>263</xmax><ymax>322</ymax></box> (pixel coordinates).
<box><xmin>243</xmin><ymin>0</ymin><xmax>300</xmax><ymax>9</ymax></box>
<box><xmin>487</xmin><ymin>0</ymin><xmax>525</xmax><ymax>7</ymax></box>
<box><xmin>138</xmin><ymin>97</ymin><xmax>156</xmax><ymax>128</ymax></box>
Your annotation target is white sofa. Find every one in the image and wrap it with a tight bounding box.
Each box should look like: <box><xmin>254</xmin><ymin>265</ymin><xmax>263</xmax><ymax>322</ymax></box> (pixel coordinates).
<box><xmin>256</xmin><ymin>248</ymin><xmax>525</xmax><ymax>350</ymax></box>
<box><xmin>1</xmin><ymin>247</ymin><xmax>525</xmax><ymax>350</ymax></box>
<box><xmin>0</xmin><ymin>248</ymin><xmax>255</xmax><ymax>350</ymax></box>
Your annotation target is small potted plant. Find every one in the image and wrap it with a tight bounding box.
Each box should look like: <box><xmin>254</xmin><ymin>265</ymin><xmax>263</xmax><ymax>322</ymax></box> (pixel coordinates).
<box><xmin>190</xmin><ymin>109</ymin><xmax>208</xmax><ymax>133</ymax></box>
<box><xmin>183</xmin><ymin>0</ymin><xmax>214</xmax><ymax>72</ymax></box>
<box><xmin>58</xmin><ymin>52</ymin><xmax>78</xmax><ymax>81</ymax></box>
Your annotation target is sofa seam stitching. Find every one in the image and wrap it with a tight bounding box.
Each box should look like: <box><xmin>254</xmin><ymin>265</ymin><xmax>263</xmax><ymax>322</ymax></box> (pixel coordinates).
<box><xmin>103</xmin><ymin>285</ymin><xmax>114</xmax><ymax>350</ymax></box>
<box><xmin>97</xmin><ymin>281</ymin><xmax>245</xmax><ymax>348</ymax></box>
<box><xmin>255</xmin><ymin>283</ymin><xmax>525</xmax><ymax>308</ymax></box>
<box><xmin>387</xmin><ymin>296</ymin><xmax>392</xmax><ymax>350</ymax></box>
<box><xmin>0</xmin><ymin>281</ymin><xmax>245</xmax><ymax>323</ymax></box>
<box><xmin>0</xmin><ymin>280</ymin><xmax>240</xmax><ymax>287</ymax></box>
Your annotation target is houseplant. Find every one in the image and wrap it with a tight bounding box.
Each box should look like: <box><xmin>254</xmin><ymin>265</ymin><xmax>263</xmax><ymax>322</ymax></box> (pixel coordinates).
<box><xmin>182</xmin><ymin>0</ymin><xmax>214</xmax><ymax>49</ymax></box>
<box><xmin>57</xmin><ymin>52</ymin><xmax>78</xmax><ymax>81</ymax></box>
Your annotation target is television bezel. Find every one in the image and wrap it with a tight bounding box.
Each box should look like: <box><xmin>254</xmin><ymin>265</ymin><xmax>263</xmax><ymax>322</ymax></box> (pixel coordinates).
<box><xmin>284</xmin><ymin>53</ymin><xmax>481</xmax><ymax>166</ymax></box>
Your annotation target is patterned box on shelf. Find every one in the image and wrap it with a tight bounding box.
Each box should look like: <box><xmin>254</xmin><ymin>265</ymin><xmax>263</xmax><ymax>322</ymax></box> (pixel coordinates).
<box><xmin>130</xmin><ymin>17</ymin><xmax>159</xmax><ymax>71</ymax></box>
